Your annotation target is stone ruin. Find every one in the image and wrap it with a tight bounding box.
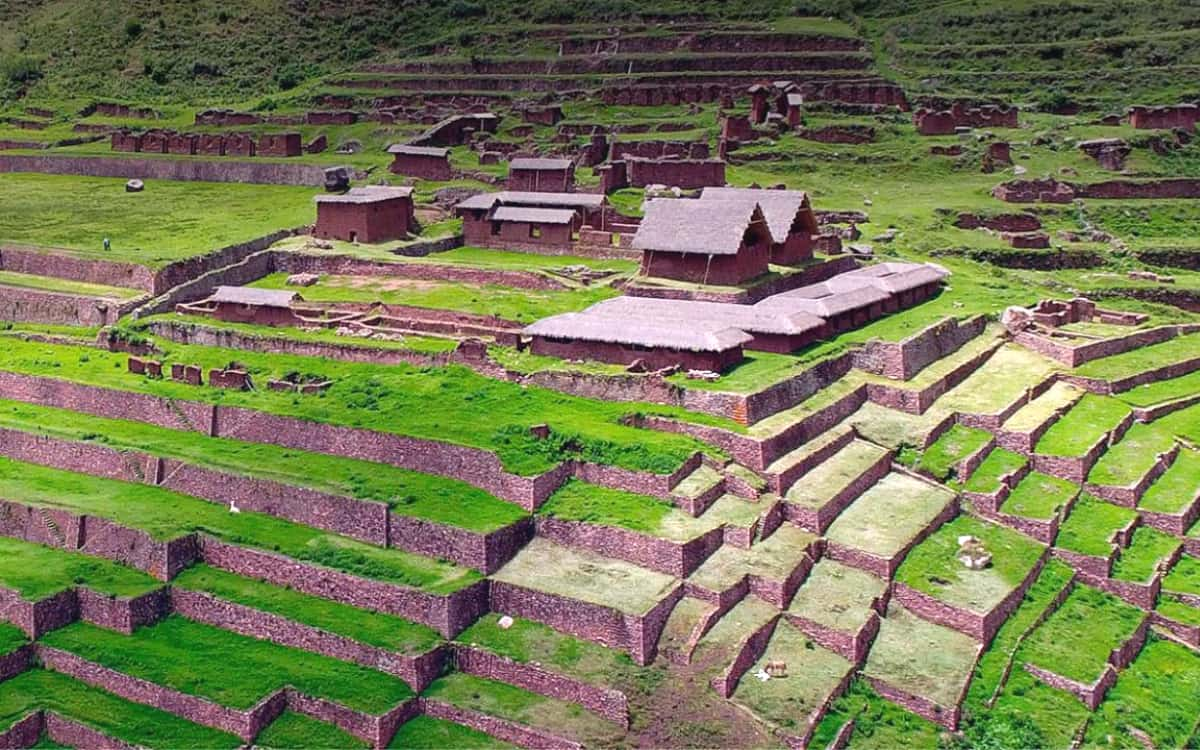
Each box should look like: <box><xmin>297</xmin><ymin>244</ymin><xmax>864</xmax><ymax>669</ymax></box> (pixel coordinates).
<box><xmin>956</xmin><ymin>535</ymin><xmax>992</xmax><ymax>570</ymax></box>
<box><xmin>914</xmin><ymin>102</ymin><xmax>1018</xmax><ymax>135</ymax></box>
<box><xmin>1077</xmin><ymin>138</ymin><xmax>1131</xmax><ymax>171</ymax></box>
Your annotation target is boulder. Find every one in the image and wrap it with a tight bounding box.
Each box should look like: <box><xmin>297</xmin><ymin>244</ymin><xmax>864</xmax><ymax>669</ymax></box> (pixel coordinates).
<box><xmin>125</xmin><ymin>179</ymin><xmax>144</xmax><ymax>193</ymax></box>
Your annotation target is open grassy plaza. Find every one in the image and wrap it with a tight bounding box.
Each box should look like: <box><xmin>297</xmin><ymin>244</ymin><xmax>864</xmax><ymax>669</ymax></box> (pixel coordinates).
<box><xmin>2</xmin><ymin>1</ymin><xmax>1200</xmax><ymax>748</ymax></box>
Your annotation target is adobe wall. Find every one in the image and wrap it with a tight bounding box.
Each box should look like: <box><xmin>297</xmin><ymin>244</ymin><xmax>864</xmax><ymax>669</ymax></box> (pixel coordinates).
<box><xmin>533</xmin><ymin>516</ymin><xmax>723</xmax><ymax>578</ymax></box>
<box><xmin>197</xmin><ymin>537</ymin><xmax>490</xmax><ymax>638</ymax></box>
<box><xmin>0</xmin><ymin>245</ymin><xmax>155</xmax><ymax>293</ymax></box>
<box><xmin>171</xmin><ymin>588</ymin><xmax>445</xmax><ymax>692</ymax></box>
<box><xmin>0</xmin><ymin>154</ymin><xmax>327</xmax><ymax>186</ymax></box>
<box><xmin>420</xmin><ymin>699</ymin><xmax>584</xmax><ymax>750</ymax></box>
<box><xmin>452</xmin><ymin>645</ymin><xmax>629</xmax><ymax>727</ymax></box>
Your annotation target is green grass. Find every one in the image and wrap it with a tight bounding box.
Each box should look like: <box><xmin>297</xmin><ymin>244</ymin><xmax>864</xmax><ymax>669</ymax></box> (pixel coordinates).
<box><xmin>0</xmin><ymin>397</ymin><xmax>527</xmax><ymax>533</ymax></box>
<box><xmin>895</xmin><ymin>514</ymin><xmax>1046</xmax><ymax>614</ymax></box>
<box><xmin>248</xmin><ymin>271</ymin><xmax>622</xmax><ymax>324</ymax></box>
<box><xmin>1054</xmin><ymin>495</ymin><xmax>1136</xmax><ymax>558</ymax></box>
<box><xmin>536</xmin><ymin>479</ymin><xmax>713</xmax><ymax>541</ymax></box>
<box><xmin>963</xmin><ymin>447</ymin><xmax>1026</xmax><ymax>494</ymax></box>
<box><xmin>388</xmin><ymin>716</ymin><xmax>514</xmax><ymax>749</ymax></box>
<box><xmin>146</xmin><ymin>313</ymin><xmax>461</xmax><ymax>354</ymax></box>
<box><xmin>810</xmin><ymin>679</ymin><xmax>944</xmax><ymax>750</ymax></box>
<box><xmin>0</xmin><ymin>535</ymin><xmax>160</xmax><ymax>601</ymax></box>
<box><xmin>41</xmin><ymin>616</ymin><xmax>414</xmax><ymax>713</ymax></box>
<box><xmin>915</xmin><ymin>424</ymin><xmax>991</xmax><ymax>481</ymax></box>
<box><xmin>1162</xmin><ymin>555</ymin><xmax>1200</xmax><ymax>597</ymax></box>
<box><xmin>171</xmin><ymin>565</ymin><xmax>442</xmax><ymax>655</ymax></box>
<box><xmin>1074</xmin><ymin>334</ymin><xmax>1200</xmax><ymax>381</ymax></box>
<box><xmin>0</xmin><ymin>669</ymin><xmax>240</xmax><ymax>749</ymax></box>
<box><xmin>0</xmin><ymin>336</ymin><xmax>714</xmax><ymax>476</ymax></box>
<box><xmin>825</xmin><ymin>472</ymin><xmax>956</xmax><ymax>558</ymax></box>
<box><xmin>0</xmin><ymin>270</ymin><xmax>144</xmax><ymax>298</ymax></box>
<box><xmin>1089</xmin><ymin>421</ymin><xmax>1179</xmax><ymax>486</ymax></box>
<box><xmin>255</xmin><ymin>711</ymin><xmax>368</xmax><ymax>750</ymax></box>
<box><xmin>454</xmin><ymin>614</ymin><xmax>639</xmax><ymax>690</ymax></box>
<box><xmin>1140</xmin><ymin>449</ymin><xmax>1200</xmax><ymax>514</ymax></box>
<box><xmin>863</xmin><ymin>603</ymin><xmax>980</xmax><ymax>710</ymax></box>
<box><xmin>1118</xmin><ymin>370</ymin><xmax>1200</xmax><ymax>407</ymax></box>
<box><xmin>0</xmin><ymin>173</ymin><xmax>316</xmax><ymax>267</ymax></box>
<box><xmin>0</xmin><ymin>455</ymin><xmax>479</xmax><ymax>594</ymax></box>
<box><xmin>1001</xmin><ymin>471</ymin><xmax>1076</xmax><ymax>520</ymax></box>
<box><xmin>1111</xmin><ymin>527</ymin><xmax>1181</xmax><ymax>583</ymax></box>
<box><xmin>1018</xmin><ymin>585</ymin><xmax>1145</xmax><ymax>685</ymax></box>
<box><xmin>1084</xmin><ymin>636</ymin><xmax>1200</xmax><ymax>749</ymax></box>
<box><xmin>0</xmin><ymin>623</ymin><xmax>27</xmax><ymax>654</ymax></box>
<box><xmin>1035</xmin><ymin>394</ymin><xmax>1131</xmax><ymax>457</ymax></box>
<box><xmin>421</xmin><ymin>672</ymin><xmax>623</xmax><ymax>745</ymax></box>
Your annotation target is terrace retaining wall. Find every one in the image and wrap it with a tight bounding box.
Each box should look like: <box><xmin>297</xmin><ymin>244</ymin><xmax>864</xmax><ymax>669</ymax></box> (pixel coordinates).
<box><xmin>710</xmin><ymin>615</ymin><xmax>780</xmax><ymax>699</ymax></box>
<box><xmin>0</xmin><ymin>245</ymin><xmax>155</xmax><ymax>293</ymax></box>
<box><xmin>0</xmin><ymin>645</ymin><xmax>32</xmax><ymax>682</ymax></box>
<box><xmin>851</xmin><ymin>316</ymin><xmax>989</xmax><ymax>381</ymax></box>
<box><xmin>534</xmin><ymin>517</ymin><xmax>723</xmax><ymax>578</ymax></box>
<box><xmin>420</xmin><ymin>699</ymin><xmax>583</xmax><ymax>750</ymax></box>
<box><xmin>0</xmin><ymin>154</ymin><xmax>327</xmax><ymax>186</ymax></box>
<box><xmin>0</xmin><ymin>285</ymin><xmax>140</xmax><ymax>327</ymax></box>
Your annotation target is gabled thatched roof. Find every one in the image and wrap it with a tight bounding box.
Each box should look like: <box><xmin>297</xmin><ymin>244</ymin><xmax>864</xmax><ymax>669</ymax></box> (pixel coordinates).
<box><xmin>455</xmin><ymin>190</ymin><xmax>604</xmax><ymax>213</ymax></box>
<box><xmin>386</xmin><ymin>144</ymin><xmax>450</xmax><ymax>157</ymax></box>
<box><xmin>509</xmin><ymin>157</ymin><xmax>574</xmax><ymax>171</ymax></box>
<box><xmin>525</xmin><ymin>313</ymin><xmax>751</xmax><ymax>352</ymax></box>
<box><xmin>210</xmin><ymin>286</ymin><xmax>299</xmax><ymax>308</ymax></box>
<box><xmin>491</xmin><ymin>206</ymin><xmax>578</xmax><ymax>224</ymax></box>
<box><xmin>633</xmin><ymin>199</ymin><xmax>763</xmax><ymax>256</ymax></box>
<box><xmin>699</xmin><ymin>188</ymin><xmax>815</xmax><ymax>244</ymax></box>
<box><xmin>315</xmin><ymin>186</ymin><xmax>413</xmax><ymax>204</ymax></box>
<box><xmin>589</xmin><ymin>296</ymin><xmax>824</xmax><ymax>336</ymax></box>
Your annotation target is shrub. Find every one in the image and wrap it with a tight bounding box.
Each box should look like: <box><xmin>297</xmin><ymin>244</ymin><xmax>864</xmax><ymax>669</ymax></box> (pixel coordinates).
<box><xmin>124</xmin><ymin>19</ymin><xmax>143</xmax><ymax>39</ymax></box>
<box><xmin>0</xmin><ymin>54</ymin><xmax>42</xmax><ymax>86</ymax></box>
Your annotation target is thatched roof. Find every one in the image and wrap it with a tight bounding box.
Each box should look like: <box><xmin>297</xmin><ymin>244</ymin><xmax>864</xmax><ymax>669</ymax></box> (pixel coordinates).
<box><xmin>760</xmin><ymin>262</ymin><xmax>948</xmax><ymax>316</ymax></box>
<box><xmin>700</xmin><ymin>188</ymin><xmax>815</xmax><ymax>243</ymax></box>
<box><xmin>455</xmin><ymin>190</ymin><xmax>604</xmax><ymax>213</ymax></box>
<box><xmin>210</xmin><ymin>286</ymin><xmax>299</xmax><ymax>308</ymax></box>
<box><xmin>509</xmin><ymin>157</ymin><xmax>574</xmax><ymax>171</ymax></box>
<box><xmin>315</xmin><ymin>186</ymin><xmax>413</xmax><ymax>204</ymax></box>
<box><xmin>589</xmin><ymin>296</ymin><xmax>824</xmax><ymax>336</ymax></box>
<box><xmin>633</xmin><ymin>199</ymin><xmax>763</xmax><ymax>256</ymax></box>
<box><xmin>525</xmin><ymin>313</ymin><xmax>751</xmax><ymax>352</ymax></box>
<box><xmin>491</xmin><ymin>206</ymin><xmax>578</xmax><ymax>225</ymax></box>
<box><xmin>387</xmin><ymin>144</ymin><xmax>449</xmax><ymax>157</ymax></box>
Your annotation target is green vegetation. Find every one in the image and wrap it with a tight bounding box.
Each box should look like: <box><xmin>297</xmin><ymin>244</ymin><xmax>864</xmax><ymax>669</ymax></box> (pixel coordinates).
<box><xmin>388</xmin><ymin>716</ymin><xmax>514</xmax><ymax>749</ymax></box>
<box><xmin>863</xmin><ymin>604</ymin><xmax>980</xmax><ymax>711</ymax></box>
<box><xmin>0</xmin><ymin>623</ymin><xmax>27</xmax><ymax>655</ymax></box>
<box><xmin>1001</xmin><ymin>471</ymin><xmax>1076</xmax><ymax>520</ymax></box>
<box><xmin>1018</xmin><ymin>585</ymin><xmax>1145</xmax><ymax>684</ymax></box>
<box><xmin>0</xmin><ymin>670</ymin><xmax>240</xmax><ymax>749</ymax></box>
<box><xmin>825</xmin><ymin>473</ymin><xmax>956</xmax><ymax>558</ymax></box>
<box><xmin>0</xmin><ymin>397</ymin><xmax>527</xmax><ymax>533</ymax></box>
<box><xmin>1036</xmin><ymin>394</ymin><xmax>1131</xmax><ymax>457</ymax></box>
<box><xmin>0</xmin><ymin>270</ymin><xmax>144</xmax><ymax>298</ymax></box>
<box><xmin>41</xmin><ymin>616</ymin><xmax>414</xmax><ymax>713</ymax></box>
<box><xmin>1084</xmin><ymin>636</ymin><xmax>1200</xmax><ymax>749</ymax></box>
<box><xmin>963</xmin><ymin>448</ymin><xmax>1026</xmax><ymax>494</ymax></box>
<box><xmin>895</xmin><ymin>515</ymin><xmax>1045</xmax><ymax>613</ymax></box>
<box><xmin>538</xmin><ymin>479</ymin><xmax>713</xmax><ymax>541</ymax></box>
<box><xmin>1162</xmin><ymin>555</ymin><xmax>1200</xmax><ymax>597</ymax></box>
<box><xmin>1141</xmin><ymin>449</ymin><xmax>1200</xmax><ymax>514</ymax></box>
<box><xmin>1118</xmin><ymin>370</ymin><xmax>1200</xmax><ymax>407</ymax></box>
<box><xmin>0</xmin><ymin>455</ymin><xmax>479</xmax><ymax>593</ymax></box>
<box><xmin>1111</xmin><ymin>527</ymin><xmax>1181</xmax><ymax>583</ymax></box>
<box><xmin>255</xmin><ymin>711</ymin><xmax>368</xmax><ymax>750</ymax></box>
<box><xmin>915</xmin><ymin>424</ymin><xmax>991</xmax><ymax>481</ymax></box>
<box><xmin>811</xmin><ymin>679</ymin><xmax>943</xmax><ymax>750</ymax></box>
<box><xmin>0</xmin><ymin>174</ymin><xmax>315</xmax><ymax>266</ymax></box>
<box><xmin>0</xmin><ymin>535</ymin><xmax>160</xmax><ymax>600</ymax></box>
<box><xmin>1055</xmin><ymin>495</ymin><xmax>1137</xmax><ymax>558</ymax></box>
<box><xmin>1075</xmin><ymin>334</ymin><xmax>1200</xmax><ymax>380</ymax></box>
<box><xmin>1089</xmin><ymin>421</ymin><xmax>1179</xmax><ymax>486</ymax></box>
<box><xmin>172</xmin><ymin>565</ymin><xmax>442</xmax><ymax>655</ymax></box>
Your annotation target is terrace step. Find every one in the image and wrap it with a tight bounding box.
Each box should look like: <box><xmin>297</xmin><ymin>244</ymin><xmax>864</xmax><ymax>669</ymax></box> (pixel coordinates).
<box><xmin>669</xmin><ymin>463</ymin><xmax>727</xmax><ymax>516</ymax></box>
<box><xmin>687</xmin><ymin>525</ymin><xmax>820</xmax><ymax>609</ymax></box>
<box><xmin>764</xmin><ymin>424</ymin><xmax>856</xmax><ymax>495</ymax></box>
<box><xmin>782</xmin><ymin>439</ymin><xmax>892</xmax><ymax>532</ymax></box>
<box><xmin>999</xmin><ymin>381</ymin><xmax>1084</xmax><ymax>448</ymax></box>
<box><xmin>656</xmin><ymin>596</ymin><xmax>720</xmax><ymax>665</ymax></box>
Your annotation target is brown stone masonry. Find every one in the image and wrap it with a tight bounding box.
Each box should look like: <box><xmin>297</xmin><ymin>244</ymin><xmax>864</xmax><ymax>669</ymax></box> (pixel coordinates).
<box><xmin>534</xmin><ymin>517</ymin><xmax>724</xmax><ymax>578</ymax></box>
<box><xmin>420</xmin><ymin>699</ymin><xmax>583</xmax><ymax>750</ymax></box>
<box><xmin>0</xmin><ymin>712</ymin><xmax>44</xmax><ymax>750</ymax></box>
<box><xmin>710</xmin><ymin>615</ymin><xmax>781</xmax><ymax>699</ymax></box>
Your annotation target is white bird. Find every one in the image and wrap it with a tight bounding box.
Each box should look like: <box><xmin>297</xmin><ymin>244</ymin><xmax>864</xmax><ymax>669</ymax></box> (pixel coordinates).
<box><xmin>229</xmin><ymin>501</ymin><xmax>241</xmax><ymax>514</ymax></box>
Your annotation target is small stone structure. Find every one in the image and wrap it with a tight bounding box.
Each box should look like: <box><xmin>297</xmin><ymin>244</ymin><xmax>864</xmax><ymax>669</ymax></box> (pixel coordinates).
<box><xmin>914</xmin><ymin>103</ymin><xmax>1018</xmax><ymax>135</ymax></box>
<box><xmin>1128</xmin><ymin>103</ymin><xmax>1199</xmax><ymax>130</ymax></box>
<box><xmin>387</xmin><ymin>144</ymin><xmax>453</xmax><ymax>180</ymax></box>
<box><xmin>313</xmin><ymin>186</ymin><xmax>416</xmax><ymax>243</ymax></box>
<box><xmin>1077</xmin><ymin>138</ymin><xmax>1131</xmax><ymax>171</ymax></box>
<box><xmin>507</xmin><ymin>157</ymin><xmax>575</xmax><ymax>192</ymax></box>
<box><xmin>634</xmin><ymin>198</ymin><xmax>771</xmax><ymax>285</ymax></box>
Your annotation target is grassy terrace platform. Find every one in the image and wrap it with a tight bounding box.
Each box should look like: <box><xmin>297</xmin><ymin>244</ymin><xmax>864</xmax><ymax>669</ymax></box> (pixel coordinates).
<box><xmin>786</xmin><ymin>559</ymin><xmax>887</xmax><ymax>634</ymax></box>
<box><xmin>0</xmin><ymin>398</ymin><xmax>527</xmax><ymax>533</ymax></box>
<box><xmin>248</xmin><ymin>271</ymin><xmax>620</xmax><ymax>324</ymax></box>
<box><xmin>847</xmin><ymin>402</ymin><xmax>951</xmax><ymax>451</ymax></box>
<box><xmin>1090</xmin><ymin>421</ymin><xmax>1179</xmax><ymax>486</ymax></box>
<box><xmin>733</xmin><ymin>621</ymin><xmax>853</xmax><ymax>736</ymax></box>
<box><xmin>936</xmin><ymin>345</ymin><xmax>1059</xmax><ymax>416</ymax></box>
<box><xmin>538</xmin><ymin>480</ymin><xmax>718</xmax><ymax>542</ymax></box>
<box><xmin>1084</xmin><ymin>637</ymin><xmax>1200</xmax><ymax>749</ymax></box>
<box><xmin>1162</xmin><ymin>555</ymin><xmax>1200</xmax><ymax>599</ymax></box>
<box><xmin>422</xmin><ymin>672</ymin><xmax>624</xmax><ymax>746</ymax></box>
<box><xmin>0</xmin><ymin>456</ymin><xmax>479</xmax><ymax>593</ymax></box>
<box><xmin>1001</xmin><ymin>471</ymin><xmax>1076</xmax><ymax>520</ymax></box>
<box><xmin>963</xmin><ymin>448</ymin><xmax>1026</xmax><ymax>495</ymax></box>
<box><xmin>895</xmin><ymin>516</ymin><xmax>1045</xmax><ymax>616</ymax></box>
<box><xmin>863</xmin><ymin>603</ymin><xmax>980</xmax><ymax>712</ymax></box>
<box><xmin>41</xmin><ymin>616</ymin><xmax>414</xmax><ymax>712</ymax></box>
<box><xmin>388</xmin><ymin>715</ymin><xmax>512</xmax><ymax>749</ymax></box>
<box><xmin>1111</xmin><ymin>528</ymin><xmax>1181</xmax><ymax>583</ymax></box>
<box><xmin>1035</xmin><ymin>394</ymin><xmax>1131</xmax><ymax>457</ymax></box>
<box><xmin>172</xmin><ymin>565</ymin><xmax>441</xmax><ymax>656</ymax></box>
<box><xmin>688</xmin><ymin>525</ymin><xmax>816</xmax><ymax>594</ymax></box>
<box><xmin>916</xmin><ymin>424</ymin><xmax>991</xmax><ymax>482</ymax></box>
<box><xmin>0</xmin><ymin>623</ymin><xmax>27</xmax><ymax>654</ymax></box>
<box><xmin>1055</xmin><ymin>496</ymin><xmax>1137</xmax><ymax>558</ymax></box>
<box><xmin>0</xmin><ymin>337</ymin><xmax>719</xmax><ymax>476</ymax></box>
<box><xmin>1001</xmin><ymin>381</ymin><xmax>1082</xmax><ymax>433</ymax></box>
<box><xmin>1119</xmin><ymin>370</ymin><xmax>1200</xmax><ymax>408</ymax></box>
<box><xmin>256</xmin><ymin>711</ymin><xmax>368</xmax><ymax>750</ymax></box>
<box><xmin>1074</xmin><ymin>333</ymin><xmax>1200</xmax><ymax>381</ymax></box>
<box><xmin>784</xmin><ymin>439</ymin><xmax>889</xmax><ymax>509</ymax></box>
<box><xmin>0</xmin><ymin>173</ymin><xmax>316</xmax><ymax>267</ymax></box>
<box><xmin>0</xmin><ymin>536</ymin><xmax>160</xmax><ymax>601</ymax></box>
<box><xmin>0</xmin><ymin>670</ymin><xmax>240</xmax><ymax>749</ymax></box>
<box><xmin>0</xmin><ymin>271</ymin><xmax>144</xmax><ymax>300</ymax></box>
<box><xmin>492</xmin><ymin>538</ymin><xmax>677</xmax><ymax>616</ymax></box>
<box><xmin>1017</xmin><ymin>586</ymin><xmax>1144</xmax><ymax>685</ymax></box>
<box><xmin>824</xmin><ymin>473</ymin><xmax>956</xmax><ymax>562</ymax></box>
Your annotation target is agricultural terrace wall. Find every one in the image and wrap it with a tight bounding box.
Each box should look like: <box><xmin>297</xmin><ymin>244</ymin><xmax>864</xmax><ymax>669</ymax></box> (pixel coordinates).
<box><xmin>1085</xmin><ymin>443</ymin><xmax>1180</xmax><ymax>508</ymax></box>
<box><xmin>487</xmin><ymin>580</ymin><xmax>683</xmax><ymax>667</ymax></box>
<box><xmin>389</xmin><ymin>516</ymin><xmax>534</xmax><ymax>575</ymax></box>
<box><xmin>783</xmin><ymin>610</ymin><xmax>880</xmax><ymax>664</ymax></box>
<box><xmin>0</xmin><ymin>154</ymin><xmax>327</xmax><ymax>186</ymax></box>
<box><xmin>852</xmin><ymin>316</ymin><xmax>989</xmax><ymax>381</ymax></box>
<box><xmin>783</xmin><ymin>448</ymin><xmax>891</xmax><ymax>534</ymax></box>
<box><xmin>420</xmin><ymin>699</ymin><xmax>583</xmax><ymax>750</ymax></box>
<box><xmin>0</xmin><ymin>285</ymin><xmax>140</xmax><ymax>327</ymax></box>
<box><xmin>0</xmin><ymin>245</ymin><xmax>155</xmax><ymax>293</ymax></box>
<box><xmin>197</xmin><ymin>538</ymin><xmax>489</xmax><ymax>639</ymax></box>
<box><xmin>765</xmin><ymin>427</ymin><xmax>856</xmax><ymax>496</ymax></box>
<box><xmin>273</xmin><ymin>253</ymin><xmax>568</xmax><ymax>291</ymax></box>
<box><xmin>46</xmin><ymin>713</ymin><xmax>140</xmax><ymax>750</ymax></box>
<box><xmin>824</xmin><ymin>493</ymin><xmax>958</xmax><ymax>579</ymax></box>
<box><xmin>0</xmin><ymin>712</ymin><xmax>44</xmax><ymax>749</ymax></box>
<box><xmin>1031</xmin><ymin>410</ymin><xmax>1135</xmax><ymax>484</ymax></box>
<box><xmin>452</xmin><ymin>645</ymin><xmax>629</xmax><ymax>727</ymax></box>
<box><xmin>1013</xmin><ymin>324</ymin><xmax>1194</xmax><ymax>368</ymax></box>
<box><xmin>0</xmin><ymin>644</ymin><xmax>32</xmax><ymax>682</ymax></box>
<box><xmin>533</xmin><ymin>517</ymin><xmax>723</xmax><ymax>578</ymax></box>
<box><xmin>170</xmin><ymin>589</ymin><xmax>445</xmax><ymax>692</ymax></box>
<box><xmin>863</xmin><ymin>674</ymin><xmax>962</xmax><ymax>731</ymax></box>
<box><xmin>866</xmin><ymin>340</ymin><xmax>1004</xmax><ymax>416</ymax></box>
<box><xmin>558</xmin><ymin>32</ymin><xmax>862</xmax><ymax>55</ymax></box>
<box><xmin>710</xmin><ymin>615</ymin><xmax>780</xmax><ymax>699</ymax></box>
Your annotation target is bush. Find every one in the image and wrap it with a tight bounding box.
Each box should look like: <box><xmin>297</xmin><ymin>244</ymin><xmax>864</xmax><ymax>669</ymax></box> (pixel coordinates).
<box><xmin>124</xmin><ymin>19</ymin><xmax>143</xmax><ymax>39</ymax></box>
<box><xmin>0</xmin><ymin>54</ymin><xmax>42</xmax><ymax>86</ymax></box>
<box><xmin>447</xmin><ymin>0</ymin><xmax>486</xmax><ymax>18</ymax></box>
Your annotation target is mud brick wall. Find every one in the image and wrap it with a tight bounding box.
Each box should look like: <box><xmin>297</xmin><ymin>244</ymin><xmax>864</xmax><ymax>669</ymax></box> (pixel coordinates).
<box><xmin>534</xmin><ymin>517</ymin><xmax>723</xmax><ymax>578</ymax></box>
<box><xmin>421</xmin><ymin>699</ymin><xmax>583</xmax><ymax>750</ymax></box>
<box><xmin>0</xmin><ymin>245</ymin><xmax>155</xmax><ymax>293</ymax></box>
<box><xmin>171</xmin><ymin>588</ymin><xmax>445</xmax><ymax>692</ymax></box>
<box><xmin>198</xmin><ymin>538</ymin><xmax>489</xmax><ymax>638</ymax></box>
<box><xmin>0</xmin><ymin>285</ymin><xmax>137</xmax><ymax>327</ymax></box>
<box><xmin>0</xmin><ymin>712</ymin><xmax>43</xmax><ymax>749</ymax></box>
<box><xmin>0</xmin><ymin>154</ymin><xmax>327</xmax><ymax>186</ymax></box>
<box><xmin>851</xmin><ymin>316</ymin><xmax>988</xmax><ymax>381</ymax></box>
<box><xmin>453</xmin><ymin>646</ymin><xmax>629</xmax><ymax>727</ymax></box>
